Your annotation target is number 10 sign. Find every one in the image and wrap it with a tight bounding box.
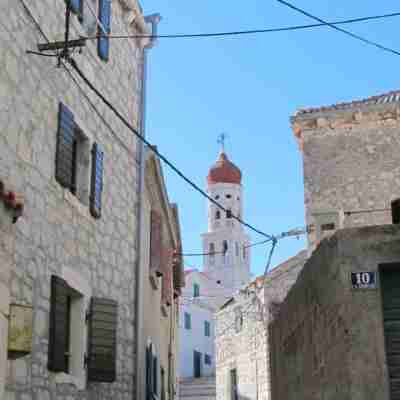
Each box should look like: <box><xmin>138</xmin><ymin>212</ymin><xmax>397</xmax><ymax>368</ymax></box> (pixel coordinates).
<box><xmin>351</xmin><ymin>272</ymin><xmax>377</xmax><ymax>289</ymax></box>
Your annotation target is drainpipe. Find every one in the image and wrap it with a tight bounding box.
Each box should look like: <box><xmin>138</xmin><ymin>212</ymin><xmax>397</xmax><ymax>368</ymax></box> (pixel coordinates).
<box><xmin>134</xmin><ymin>12</ymin><xmax>162</xmax><ymax>400</ymax></box>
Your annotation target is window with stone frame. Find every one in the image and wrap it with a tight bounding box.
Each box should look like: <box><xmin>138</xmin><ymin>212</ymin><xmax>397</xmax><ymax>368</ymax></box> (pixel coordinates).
<box><xmin>209</xmin><ymin>243</ymin><xmax>215</xmax><ymax>265</ymax></box>
<box><xmin>55</xmin><ymin>103</ymin><xmax>104</xmax><ymax>218</ymax></box>
<box><xmin>193</xmin><ymin>283</ymin><xmax>200</xmax><ymax>298</ymax></box>
<box><xmin>205</xmin><ymin>354</ymin><xmax>212</xmax><ymax>365</ymax></box>
<box><xmin>184</xmin><ymin>312</ymin><xmax>191</xmax><ymax>330</ymax></box>
<box><xmin>204</xmin><ymin>320</ymin><xmax>211</xmax><ymax>337</ymax></box>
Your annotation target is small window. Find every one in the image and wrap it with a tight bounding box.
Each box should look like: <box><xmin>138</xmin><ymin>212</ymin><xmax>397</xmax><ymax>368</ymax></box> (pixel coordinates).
<box><xmin>226</xmin><ymin>194</ymin><xmax>232</xmax><ymax>199</ymax></box>
<box><xmin>216</xmin><ymin>210</ymin><xmax>221</xmax><ymax>220</ymax></box>
<box><xmin>209</xmin><ymin>243</ymin><xmax>215</xmax><ymax>265</ymax></box>
<box><xmin>235</xmin><ymin>242</ymin><xmax>239</xmax><ymax>257</ymax></box>
<box><xmin>392</xmin><ymin>199</ymin><xmax>400</xmax><ymax>224</ymax></box>
<box><xmin>184</xmin><ymin>312</ymin><xmax>191</xmax><ymax>330</ymax></box>
<box><xmin>230</xmin><ymin>369</ymin><xmax>238</xmax><ymax>400</ymax></box>
<box><xmin>243</xmin><ymin>245</ymin><xmax>246</xmax><ymax>260</ymax></box>
<box><xmin>193</xmin><ymin>283</ymin><xmax>200</xmax><ymax>298</ymax></box>
<box><xmin>215</xmin><ymin>195</ymin><xmax>220</xmax><ymax>200</ymax></box>
<box><xmin>321</xmin><ymin>223</ymin><xmax>335</xmax><ymax>231</ymax></box>
<box><xmin>204</xmin><ymin>321</ymin><xmax>211</xmax><ymax>337</ymax></box>
<box><xmin>223</xmin><ymin>240</ymin><xmax>228</xmax><ymax>253</ymax></box>
<box><xmin>205</xmin><ymin>354</ymin><xmax>212</xmax><ymax>365</ymax></box>
<box><xmin>234</xmin><ymin>307</ymin><xmax>243</xmax><ymax>333</ymax></box>
<box><xmin>226</xmin><ymin>209</ymin><xmax>232</xmax><ymax>219</ymax></box>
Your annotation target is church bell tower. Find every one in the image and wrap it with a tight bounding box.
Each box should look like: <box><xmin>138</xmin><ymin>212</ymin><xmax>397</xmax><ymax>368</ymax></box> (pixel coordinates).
<box><xmin>202</xmin><ymin>139</ymin><xmax>251</xmax><ymax>292</ymax></box>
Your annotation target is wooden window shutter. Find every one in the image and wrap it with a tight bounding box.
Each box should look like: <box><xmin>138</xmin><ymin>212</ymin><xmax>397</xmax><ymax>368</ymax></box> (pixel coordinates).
<box><xmin>68</xmin><ymin>0</ymin><xmax>82</xmax><ymax>15</ymax></box>
<box><xmin>146</xmin><ymin>344</ymin><xmax>153</xmax><ymax>400</ymax></box>
<box><xmin>56</xmin><ymin>102</ymin><xmax>76</xmax><ymax>191</ymax></box>
<box><xmin>150</xmin><ymin>210</ymin><xmax>163</xmax><ymax>277</ymax></box>
<box><xmin>98</xmin><ymin>0</ymin><xmax>111</xmax><ymax>61</ymax></box>
<box><xmin>48</xmin><ymin>275</ymin><xmax>71</xmax><ymax>373</ymax></box>
<box><xmin>87</xmin><ymin>298</ymin><xmax>118</xmax><ymax>382</ymax></box>
<box><xmin>161</xmin><ymin>247</ymin><xmax>173</xmax><ymax>306</ymax></box>
<box><xmin>90</xmin><ymin>142</ymin><xmax>104</xmax><ymax>219</ymax></box>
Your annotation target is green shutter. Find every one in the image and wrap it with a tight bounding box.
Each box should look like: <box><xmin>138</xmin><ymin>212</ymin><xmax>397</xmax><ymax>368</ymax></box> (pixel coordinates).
<box><xmin>48</xmin><ymin>275</ymin><xmax>71</xmax><ymax>372</ymax></box>
<box><xmin>381</xmin><ymin>267</ymin><xmax>400</xmax><ymax>398</ymax></box>
<box><xmin>90</xmin><ymin>142</ymin><xmax>104</xmax><ymax>219</ymax></box>
<box><xmin>55</xmin><ymin>103</ymin><xmax>76</xmax><ymax>191</ymax></box>
<box><xmin>98</xmin><ymin>0</ymin><xmax>111</xmax><ymax>61</ymax></box>
<box><xmin>87</xmin><ymin>298</ymin><xmax>118</xmax><ymax>382</ymax></box>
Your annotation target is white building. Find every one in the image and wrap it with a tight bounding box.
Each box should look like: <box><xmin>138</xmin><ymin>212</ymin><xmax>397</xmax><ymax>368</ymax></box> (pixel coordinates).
<box><xmin>179</xmin><ymin>150</ymin><xmax>251</xmax><ymax>379</ymax></box>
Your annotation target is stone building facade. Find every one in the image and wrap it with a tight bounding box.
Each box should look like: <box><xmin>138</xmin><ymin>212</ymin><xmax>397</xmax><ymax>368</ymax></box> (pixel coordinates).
<box><xmin>0</xmin><ymin>0</ymin><xmax>151</xmax><ymax>399</ymax></box>
<box><xmin>291</xmin><ymin>91</ymin><xmax>400</xmax><ymax>248</ymax></box>
<box><xmin>269</xmin><ymin>225</ymin><xmax>400</xmax><ymax>400</ymax></box>
<box><xmin>215</xmin><ymin>251</ymin><xmax>306</xmax><ymax>400</ymax></box>
<box><xmin>135</xmin><ymin>149</ymin><xmax>184</xmax><ymax>400</ymax></box>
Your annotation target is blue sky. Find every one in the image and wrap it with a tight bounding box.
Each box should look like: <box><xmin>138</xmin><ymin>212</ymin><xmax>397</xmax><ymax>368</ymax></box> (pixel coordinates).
<box><xmin>142</xmin><ymin>0</ymin><xmax>400</xmax><ymax>277</ymax></box>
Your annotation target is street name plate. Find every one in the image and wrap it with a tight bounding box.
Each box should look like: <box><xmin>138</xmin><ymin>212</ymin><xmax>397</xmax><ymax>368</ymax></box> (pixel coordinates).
<box><xmin>351</xmin><ymin>272</ymin><xmax>377</xmax><ymax>289</ymax></box>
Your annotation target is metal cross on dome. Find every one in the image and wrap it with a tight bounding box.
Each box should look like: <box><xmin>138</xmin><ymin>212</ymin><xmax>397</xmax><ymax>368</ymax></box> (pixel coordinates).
<box><xmin>217</xmin><ymin>133</ymin><xmax>228</xmax><ymax>152</ymax></box>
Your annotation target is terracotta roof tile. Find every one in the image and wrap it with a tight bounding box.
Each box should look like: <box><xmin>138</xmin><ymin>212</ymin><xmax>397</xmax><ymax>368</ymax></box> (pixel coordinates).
<box><xmin>294</xmin><ymin>90</ymin><xmax>400</xmax><ymax>117</ymax></box>
<box><xmin>207</xmin><ymin>152</ymin><xmax>242</xmax><ymax>185</ymax></box>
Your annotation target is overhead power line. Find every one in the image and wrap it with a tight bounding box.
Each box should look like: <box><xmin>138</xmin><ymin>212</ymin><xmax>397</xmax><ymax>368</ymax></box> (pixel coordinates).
<box><xmin>80</xmin><ymin>12</ymin><xmax>400</xmax><ymax>41</ymax></box>
<box><xmin>65</xmin><ymin>57</ymin><xmax>273</xmax><ymax>240</ymax></box>
<box><xmin>276</xmin><ymin>0</ymin><xmax>400</xmax><ymax>57</ymax></box>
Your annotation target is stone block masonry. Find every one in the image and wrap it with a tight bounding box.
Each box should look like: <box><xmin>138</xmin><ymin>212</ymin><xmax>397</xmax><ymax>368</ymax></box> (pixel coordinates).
<box><xmin>291</xmin><ymin>98</ymin><xmax>400</xmax><ymax>246</ymax></box>
<box><xmin>269</xmin><ymin>225</ymin><xmax>400</xmax><ymax>400</ymax></box>
<box><xmin>0</xmin><ymin>0</ymin><xmax>147</xmax><ymax>399</ymax></box>
<box><xmin>215</xmin><ymin>250</ymin><xmax>306</xmax><ymax>400</ymax></box>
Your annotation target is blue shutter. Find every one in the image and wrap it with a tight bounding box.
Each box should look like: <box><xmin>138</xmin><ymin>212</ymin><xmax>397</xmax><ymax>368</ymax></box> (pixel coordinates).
<box><xmin>90</xmin><ymin>143</ymin><xmax>104</xmax><ymax>219</ymax></box>
<box><xmin>56</xmin><ymin>103</ymin><xmax>76</xmax><ymax>191</ymax></box>
<box><xmin>98</xmin><ymin>0</ymin><xmax>111</xmax><ymax>61</ymax></box>
<box><xmin>68</xmin><ymin>0</ymin><xmax>82</xmax><ymax>15</ymax></box>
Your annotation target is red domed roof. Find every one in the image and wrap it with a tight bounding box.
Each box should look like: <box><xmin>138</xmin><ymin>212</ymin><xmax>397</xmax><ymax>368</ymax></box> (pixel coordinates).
<box><xmin>207</xmin><ymin>152</ymin><xmax>242</xmax><ymax>185</ymax></box>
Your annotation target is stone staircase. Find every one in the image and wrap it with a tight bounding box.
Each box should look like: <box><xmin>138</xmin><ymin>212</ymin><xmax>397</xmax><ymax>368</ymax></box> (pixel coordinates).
<box><xmin>179</xmin><ymin>376</ymin><xmax>216</xmax><ymax>400</ymax></box>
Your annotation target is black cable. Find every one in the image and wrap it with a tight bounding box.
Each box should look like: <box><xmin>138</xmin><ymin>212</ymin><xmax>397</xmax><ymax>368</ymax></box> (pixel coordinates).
<box><xmin>26</xmin><ymin>50</ymin><xmax>59</xmax><ymax>57</ymax></box>
<box><xmin>263</xmin><ymin>237</ymin><xmax>278</xmax><ymax>277</ymax></box>
<box><xmin>344</xmin><ymin>208</ymin><xmax>390</xmax><ymax>216</ymax></box>
<box><xmin>276</xmin><ymin>0</ymin><xmax>400</xmax><ymax>57</ymax></box>
<box><xmin>81</xmin><ymin>12</ymin><xmax>400</xmax><ymax>40</ymax></box>
<box><xmin>65</xmin><ymin>57</ymin><xmax>274</xmax><ymax>240</ymax></box>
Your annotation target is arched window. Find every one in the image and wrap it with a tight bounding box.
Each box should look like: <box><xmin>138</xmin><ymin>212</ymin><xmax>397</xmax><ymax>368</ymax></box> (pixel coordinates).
<box><xmin>209</xmin><ymin>243</ymin><xmax>215</xmax><ymax>265</ymax></box>
<box><xmin>226</xmin><ymin>209</ymin><xmax>232</xmax><ymax>219</ymax></box>
<box><xmin>223</xmin><ymin>241</ymin><xmax>228</xmax><ymax>264</ymax></box>
<box><xmin>215</xmin><ymin>210</ymin><xmax>221</xmax><ymax>220</ymax></box>
<box><xmin>243</xmin><ymin>245</ymin><xmax>247</xmax><ymax>260</ymax></box>
<box><xmin>235</xmin><ymin>242</ymin><xmax>239</xmax><ymax>257</ymax></box>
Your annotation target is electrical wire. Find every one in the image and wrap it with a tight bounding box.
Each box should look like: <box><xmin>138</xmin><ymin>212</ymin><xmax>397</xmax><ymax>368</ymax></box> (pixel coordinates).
<box><xmin>64</xmin><ymin>57</ymin><xmax>274</xmax><ymax>240</ymax></box>
<box><xmin>80</xmin><ymin>12</ymin><xmax>400</xmax><ymax>40</ymax></box>
<box><xmin>276</xmin><ymin>0</ymin><xmax>400</xmax><ymax>57</ymax></box>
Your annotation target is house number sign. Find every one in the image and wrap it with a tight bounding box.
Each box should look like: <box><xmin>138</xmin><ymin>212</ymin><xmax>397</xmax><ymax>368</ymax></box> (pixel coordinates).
<box><xmin>351</xmin><ymin>272</ymin><xmax>377</xmax><ymax>289</ymax></box>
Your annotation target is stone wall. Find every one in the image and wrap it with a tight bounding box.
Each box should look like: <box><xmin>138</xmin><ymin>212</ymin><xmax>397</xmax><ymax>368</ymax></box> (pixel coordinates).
<box><xmin>1</xmin><ymin>0</ymin><xmax>146</xmax><ymax>399</ymax></box>
<box><xmin>291</xmin><ymin>103</ymin><xmax>400</xmax><ymax>244</ymax></box>
<box><xmin>269</xmin><ymin>225</ymin><xmax>400</xmax><ymax>400</ymax></box>
<box><xmin>215</xmin><ymin>250</ymin><xmax>306</xmax><ymax>400</ymax></box>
